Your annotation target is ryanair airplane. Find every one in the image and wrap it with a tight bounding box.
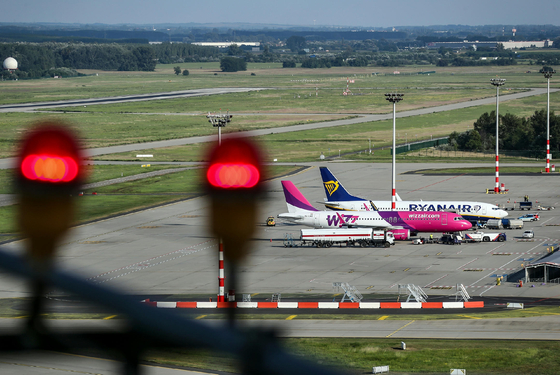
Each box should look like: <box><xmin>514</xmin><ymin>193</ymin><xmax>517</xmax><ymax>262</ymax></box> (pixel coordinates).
<box><xmin>319</xmin><ymin>167</ymin><xmax>508</xmax><ymax>223</ymax></box>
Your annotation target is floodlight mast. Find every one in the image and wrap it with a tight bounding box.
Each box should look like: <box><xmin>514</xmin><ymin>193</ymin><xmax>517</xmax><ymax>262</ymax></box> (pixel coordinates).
<box><xmin>385</xmin><ymin>93</ymin><xmax>404</xmax><ymax>210</ymax></box>
<box><xmin>206</xmin><ymin>110</ymin><xmax>233</xmax><ymax>302</ymax></box>
<box><xmin>540</xmin><ymin>68</ymin><xmax>556</xmax><ymax>173</ymax></box>
<box><xmin>490</xmin><ymin>78</ymin><xmax>505</xmax><ymax>193</ymax></box>
<box><xmin>207</xmin><ymin>110</ymin><xmax>232</xmax><ymax>146</ymax></box>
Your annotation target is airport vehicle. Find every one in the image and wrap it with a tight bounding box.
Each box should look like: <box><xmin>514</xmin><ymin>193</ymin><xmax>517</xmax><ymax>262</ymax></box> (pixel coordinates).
<box><xmin>278</xmin><ymin>181</ymin><xmax>472</xmax><ymax>238</ymax></box>
<box><xmin>300</xmin><ymin>228</ymin><xmax>394</xmax><ymax>248</ymax></box>
<box><xmin>266</xmin><ymin>216</ymin><xmax>276</xmax><ymax>226</ymax></box>
<box><xmin>413</xmin><ymin>236</ymin><xmax>438</xmax><ymax>245</ymax></box>
<box><xmin>462</xmin><ymin>231</ymin><xmax>506</xmax><ymax>242</ymax></box>
<box><xmin>519</xmin><ymin>201</ymin><xmax>533</xmax><ymax>210</ymax></box>
<box><xmin>502</xmin><ymin>218</ymin><xmax>524</xmax><ymax>229</ymax></box>
<box><xmin>440</xmin><ymin>233</ymin><xmax>462</xmax><ymax>245</ymax></box>
<box><xmin>518</xmin><ymin>213</ymin><xmax>539</xmax><ymax>222</ymax></box>
<box><xmin>486</xmin><ymin>219</ymin><xmax>504</xmax><ymax>229</ymax></box>
<box><xmin>319</xmin><ymin>167</ymin><xmax>508</xmax><ymax>223</ymax></box>
<box><xmin>522</xmin><ymin>230</ymin><xmax>534</xmax><ymax>239</ymax></box>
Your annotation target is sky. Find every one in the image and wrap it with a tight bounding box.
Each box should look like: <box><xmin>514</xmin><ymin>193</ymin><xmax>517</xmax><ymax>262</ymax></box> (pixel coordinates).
<box><xmin>2</xmin><ymin>0</ymin><xmax>559</xmax><ymax>28</ymax></box>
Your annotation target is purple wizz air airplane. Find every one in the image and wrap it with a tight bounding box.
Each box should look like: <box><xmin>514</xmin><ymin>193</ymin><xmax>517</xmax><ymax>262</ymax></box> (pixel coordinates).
<box><xmin>277</xmin><ymin>181</ymin><xmax>472</xmax><ymax>238</ymax></box>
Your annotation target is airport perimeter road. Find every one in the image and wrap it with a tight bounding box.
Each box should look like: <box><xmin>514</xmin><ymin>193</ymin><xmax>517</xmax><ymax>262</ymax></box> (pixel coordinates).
<box><xmin>2</xmin><ymin>162</ymin><xmax>560</xmax><ymax>302</ymax></box>
<box><xmin>0</xmin><ymin>87</ymin><xmax>267</xmax><ymax>113</ymax></box>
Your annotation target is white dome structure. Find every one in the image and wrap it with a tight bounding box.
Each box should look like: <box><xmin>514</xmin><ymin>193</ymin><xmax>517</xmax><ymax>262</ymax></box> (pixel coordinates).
<box><xmin>3</xmin><ymin>57</ymin><xmax>18</xmax><ymax>70</ymax></box>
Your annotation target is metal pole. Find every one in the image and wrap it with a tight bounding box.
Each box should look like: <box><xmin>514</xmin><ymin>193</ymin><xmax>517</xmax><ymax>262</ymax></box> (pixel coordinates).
<box><xmin>392</xmin><ymin>100</ymin><xmax>396</xmax><ymax>209</ymax></box>
<box><xmin>495</xmin><ymin>84</ymin><xmax>499</xmax><ymax>193</ymax></box>
<box><xmin>540</xmin><ymin>68</ymin><xmax>555</xmax><ymax>173</ymax></box>
<box><xmin>490</xmin><ymin>79</ymin><xmax>505</xmax><ymax>192</ymax></box>
<box><xmin>385</xmin><ymin>93</ymin><xmax>404</xmax><ymax>210</ymax></box>
<box><xmin>547</xmin><ymin>76</ymin><xmax>550</xmax><ymax>172</ymax></box>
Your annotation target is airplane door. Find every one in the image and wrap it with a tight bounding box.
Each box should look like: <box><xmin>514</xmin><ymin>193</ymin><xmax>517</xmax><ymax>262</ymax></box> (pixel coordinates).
<box><xmin>442</xmin><ymin>213</ymin><xmax>448</xmax><ymax>226</ymax></box>
<box><xmin>314</xmin><ymin>213</ymin><xmax>321</xmax><ymax>228</ymax></box>
<box><xmin>480</xmin><ymin>205</ymin><xmax>487</xmax><ymax>216</ymax></box>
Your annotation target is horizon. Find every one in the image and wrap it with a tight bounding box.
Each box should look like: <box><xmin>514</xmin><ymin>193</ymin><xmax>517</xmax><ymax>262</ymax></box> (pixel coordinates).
<box><xmin>2</xmin><ymin>0</ymin><xmax>559</xmax><ymax>29</ymax></box>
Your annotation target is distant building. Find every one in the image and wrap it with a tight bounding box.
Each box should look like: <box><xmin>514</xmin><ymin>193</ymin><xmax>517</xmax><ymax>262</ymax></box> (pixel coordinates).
<box><xmin>427</xmin><ymin>40</ymin><xmax>552</xmax><ymax>50</ymax></box>
<box><xmin>499</xmin><ymin>40</ymin><xmax>552</xmax><ymax>49</ymax></box>
<box><xmin>191</xmin><ymin>42</ymin><xmax>260</xmax><ymax>48</ymax></box>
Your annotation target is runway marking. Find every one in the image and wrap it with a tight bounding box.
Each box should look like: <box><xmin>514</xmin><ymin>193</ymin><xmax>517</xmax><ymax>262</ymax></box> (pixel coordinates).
<box><xmin>457</xmin><ymin>258</ymin><xmax>478</xmax><ymax>270</ymax></box>
<box><xmin>286</xmin><ymin>315</ymin><xmax>297</xmax><ymax>320</ymax></box>
<box><xmin>457</xmin><ymin>315</ymin><xmax>481</xmax><ymax>319</ymax></box>
<box><xmin>87</xmin><ymin>239</ymin><xmax>217</xmax><ymax>284</ymax></box>
<box><xmin>195</xmin><ymin>315</ymin><xmax>207</xmax><ymax>319</ymax></box>
<box><xmin>386</xmin><ymin>320</ymin><xmax>415</xmax><ymax>337</ymax></box>
<box><xmin>424</xmin><ymin>274</ymin><xmax>448</xmax><ymax>288</ymax></box>
<box><xmin>103</xmin><ymin>315</ymin><xmax>117</xmax><ymax>320</ymax></box>
<box><xmin>378</xmin><ymin>316</ymin><xmax>389</xmax><ymax>320</ymax></box>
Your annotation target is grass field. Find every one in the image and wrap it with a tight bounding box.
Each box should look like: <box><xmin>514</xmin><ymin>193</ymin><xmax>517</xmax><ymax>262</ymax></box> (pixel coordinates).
<box><xmin>145</xmin><ymin>338</ymin><xmax>560</xmax><ymax>375</ymax></box>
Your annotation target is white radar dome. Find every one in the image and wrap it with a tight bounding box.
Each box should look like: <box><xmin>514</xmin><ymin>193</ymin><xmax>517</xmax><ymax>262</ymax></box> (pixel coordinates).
<box><xmin>3</xmin><ymin>57</ymin><xmax>18</xmax><ymax>70</ymax></box>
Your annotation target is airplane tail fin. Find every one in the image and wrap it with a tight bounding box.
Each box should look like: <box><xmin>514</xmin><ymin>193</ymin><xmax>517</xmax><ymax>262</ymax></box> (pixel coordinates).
<box><xmin>281</xmin><ymin>181</ymin><xmax>319</xmax><ymax>213</ymax></box>
<box><xmin>319</xmin><ymin>167</ymin><xmax>367</xmax><ymax>202</ymax></box>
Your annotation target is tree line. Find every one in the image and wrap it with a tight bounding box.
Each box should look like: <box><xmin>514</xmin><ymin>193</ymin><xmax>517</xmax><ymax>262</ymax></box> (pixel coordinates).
<box><xmin>0</xmin><ymin>42</ymin><xmax>219</xmax><ymax>79</ymax></box>
<box><xmin>448</xmin><ymin>109</ymin><xmax>560</xmax><ymax>158</ymax></box>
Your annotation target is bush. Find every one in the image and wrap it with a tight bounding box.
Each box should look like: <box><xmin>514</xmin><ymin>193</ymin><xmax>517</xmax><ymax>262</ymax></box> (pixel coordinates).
<box><xmin>282</xmin><ymin>61</ymin><xmax>296</xmax><ymax>68</ymax></box>
<box><xmin>182</xmin><ymin>69</ymin><xmax>190</xmax><ymax>76</ymax></box>
<box><xmin>220</xmin><ymin>56</ymin><xmax>247</xmax><ymax>72</ymax></box>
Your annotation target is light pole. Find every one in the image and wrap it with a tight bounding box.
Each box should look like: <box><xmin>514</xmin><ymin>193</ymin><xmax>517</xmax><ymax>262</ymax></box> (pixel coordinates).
<box><xmin>206</xmin><ymin>110</ymin><xmax>233</xmax><ymax>302</ymax></box>
<box><xmin>540</xmin><ymin>68</ymin><xmax>556</xmax><ymax>173</ymax></box>
<box><xmin>385</xmin><ymin>93</ymin><xmax>404</xmax><ymax>210</ymax></box>
<box><xmin>490</xmin><ymin>78</ymin><xmax>505</xmax><ymax>193</ymax></box>
<box><xmin>207</xmin><ymin>110</ymin><xmax>232</xmax><ymax>145</ymax></box>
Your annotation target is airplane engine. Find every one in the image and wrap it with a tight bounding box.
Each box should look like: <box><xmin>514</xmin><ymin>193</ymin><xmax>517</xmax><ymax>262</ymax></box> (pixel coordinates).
<box><xmin>389</xmin><ymin>229</ymin><xmax>410</xmax><ymax>241</ymax></box>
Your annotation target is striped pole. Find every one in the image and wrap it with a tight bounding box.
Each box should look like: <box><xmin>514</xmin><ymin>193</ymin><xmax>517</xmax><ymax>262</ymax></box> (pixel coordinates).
<box><xmin>490</xmin><ymin>79</ymin><xmax>505</xmax><ymax>192</ymax></box>
<box><xmin>541</xmin><ymin>68</ymin><xmax>556</xmax><ymax>173</ymax></box>
<box><xmin>385</xmin><ymin>93</ymin><xmax>404</xmax><ymax>209</ymax></box>
<box><xmin>218</xmin><ymin>239</ymin><xmax>225</xmax><ymax>302</ymax></box>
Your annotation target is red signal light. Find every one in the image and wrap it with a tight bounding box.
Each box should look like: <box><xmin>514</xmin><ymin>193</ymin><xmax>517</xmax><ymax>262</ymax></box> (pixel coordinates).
<box><xmin>16</xmin><ymin>122</ymin><xmax>83</xmax><ymax>193</ymax></box>
<box><xmin>207</xmin><ymin>163</ymin><xmax>260</xmax><ymax>188</ymax></box>
<box><xmin>205</xmin><ymin>138</ymin><xmax>263</xmax><ymax>192</ymax></box>
<box><xmin>21</xmin><ymin>155</ymin><xmax>79</xmax><ymax>182</ymax></box>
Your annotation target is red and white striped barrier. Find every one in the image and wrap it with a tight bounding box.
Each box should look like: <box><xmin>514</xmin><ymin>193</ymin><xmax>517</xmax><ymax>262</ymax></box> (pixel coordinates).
<box><xmin>141</xmin><ymin>300</ymin><xmax>484</xmax><ymax>309</ymax></box>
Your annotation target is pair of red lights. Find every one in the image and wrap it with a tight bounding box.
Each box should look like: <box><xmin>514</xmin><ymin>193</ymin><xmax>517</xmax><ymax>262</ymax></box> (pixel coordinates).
<box><xmin>205</xmin><ymin>138</ymin><xmax>263</xmax><ymax>190</ymax></box>
<box><xmin>21</xmin><ymin>154</ymin><xmax>79</xmax><ymax>182</ymax></box>
<box><xmin>207</xmin><ymin>163</ymin><xmax>260</xmax><ymax>188</ymax></box>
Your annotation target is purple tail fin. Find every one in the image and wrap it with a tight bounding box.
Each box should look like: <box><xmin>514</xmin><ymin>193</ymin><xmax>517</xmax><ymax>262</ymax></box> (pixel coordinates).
<box><xmin>281</xmin><ymin>181</ymin><xmax>318</xmax><ymax>212</ymax></box>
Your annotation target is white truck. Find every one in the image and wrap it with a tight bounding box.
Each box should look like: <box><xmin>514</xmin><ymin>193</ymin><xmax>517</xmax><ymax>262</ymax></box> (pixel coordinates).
<box><xmin>462</xmin><ymin>231</ymin><xmax>507</xmax><ymax>243</ymax></box>
<box><xmin>300</xmin><ymin>228</ymin><xmax>394</xmax><ymax>248</ymax></box>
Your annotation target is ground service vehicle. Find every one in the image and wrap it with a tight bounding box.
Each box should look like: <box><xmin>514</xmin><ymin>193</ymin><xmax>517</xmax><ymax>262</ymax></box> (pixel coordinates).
<box><xmin>522</xmin><ymin>230</ymin><xmax>534</xmax><ymax>239</ymax></box>
<box><xmin>300</xmin><ymin>228</ymin><xmax>394</xmax><ymax>248</ymax></box>
<box><xmin>486</xmin><ymin>219</ymin><xmax>504</xmax><ymax>229</ymax></box>
<box><xmin>439</xmin><ymin>233</ymin><xmax>462</xmax><ymax>245</ymax></box>
<box><xmin>502</xmin><ymin>218</ymin><xmax>524</xmax><ymax>229</ymax></box>
<box><xmin>266</xmin><ymin>216</ymin><xmax>276</xmax><ymax>226</ymax></box>
<box><xmin>463</xmin><ymin>231</ymin><xmax>506</xmax><ymax>242</ymax></box>
<box><xmin>519</xmin><ymin>201</ymin><xmax>533</xmax><ymax>210</ymax></box>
